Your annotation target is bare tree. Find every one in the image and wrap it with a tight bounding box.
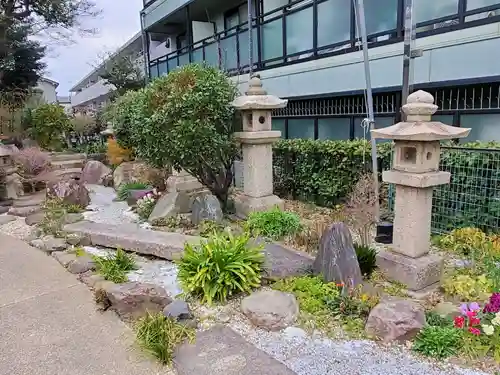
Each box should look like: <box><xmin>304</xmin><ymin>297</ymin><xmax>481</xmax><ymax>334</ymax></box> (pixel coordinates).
<box><xmin>100</xmin><ymin>52</ymin><xmax>145</xmax><ymax>97</ymax></box>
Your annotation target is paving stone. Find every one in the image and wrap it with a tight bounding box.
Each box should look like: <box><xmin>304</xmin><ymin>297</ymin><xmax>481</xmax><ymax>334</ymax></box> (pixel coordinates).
<box><xmin>63</xmin><ymin>213</ymin><xmax>84</xmax><ymax>224</ymax></box>
<box><xmin>30</xmin><ymin>236</ymin><xmax>67</xmax><ymax>253</ymax></box>
<box><xmin>163</xmin><ymin>300</ymin><xmax>192</xmax><ymax>320</ymax></box>
<box><xmin>52</xmin><ymin>251</ymin><xmax>78</xmax><ymax>267</ymax></box>
<box><xmin>50</xmin><ymin>152</ymin><xmax>86</xmax><ymax>162</ymax></box>
<box><xmin>25</xmin><ymin>212</ymin><xmax>45</xmax><ymax>226</ymax></box>
<box><xmin>67</xmin><ymin>256</ymin><xmax>95</xmax><ymax>274</ymax></box>
<box><xmin>65</xmin><ymin>232</ymin><xmax>91</xmax><ymax>246</ymax></box>
<box><xmin>63</xmin><ymin>221</ymin><xmax>201</xmax><ymax>260</ymax></box>
<box><xmin>174</xmin><ymin>325</ymin><xmax>297</xmax><ymax>375</ymax></box>
<box><xmin>0</xmin><ymin>215</ymin><xmax>16</xmax><ymax>225</ymax></box>
<box><xmin>258</xmin><ymin>240</ymin><xmax>314</xmax><ymax>280</ymax></box>
<box><xmin>13</xmin><ymin>193</ymin><xmax>45</xmax><ymax>207</ymax></box>
<box><xmin>0</xmin><ymin>206</ymin><xmax>10</xmax><ymax>214</ymax></box>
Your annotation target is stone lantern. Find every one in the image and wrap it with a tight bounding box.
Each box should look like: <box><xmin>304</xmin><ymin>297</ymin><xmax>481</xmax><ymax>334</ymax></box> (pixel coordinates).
<box><xmin>232</xmin><ymin>74</ymin><xmax>287</xmax><ymax>217</ymax></box>
<box><xmin>371</xmin><ymin>90</ymin><xmax>470</xmax><ymax>294</ymax></box>
<box><xmin>0</xmin><ymin>144</ymin><xmax>21</xmax><ymax>199</ymax></box>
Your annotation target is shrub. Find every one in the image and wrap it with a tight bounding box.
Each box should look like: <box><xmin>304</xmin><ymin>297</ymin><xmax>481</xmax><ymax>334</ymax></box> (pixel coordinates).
<box><xmin>30</xmin><ymin>103</ymin><xmax>71</xmax><ymax>150</ymax></box>
<box><xmin>106</xmin><ymin>138</ymin><xmax>133</xmax><ymax>166</ymax></box>
<box><xmin>70</xmin><ymin>114</ymin><xmax>97</xmax><ymax>134</ymax></box>
<box><xmin>116</xmin><ymin>182</ymin><xmax>151</xmax><ymax>201</ymax></box>
<box><xmin>123</xmin><ymin>64</ymin><xmax>239</xmax><ymax>209</ymax></box>
<box><xmin>442</xmin><ymin>273</ymin><xmax>492</xmax><ymax>301</ymax></box>
<box><xmin>413</xmin><ymin>326</ymin><xmax>463</xmax><ymax>359</ymax></box>
<box><xmin>354</xmin><ymin>243</ymin><xmax>377</xmax><ymax>277</ymax></box>
<box><xmin>246</xmin><ymin>207</ymin><xmax>302</xmax><ymax>240</ymax></box>
<box><xmin>93</xmin><ymin>248</ymin><xmax>137</xmax><ymax>283</ymax></box>
<box><xmin>12</xmin><ymin>146</ymin><xmax>50</xmax><ymax>176</ymax></box>
<box><xmin>135</xmin><ymin>312</ymin><xmax>195</xmax><ymax>364</ymax></box>
<box><xmin>425</xmin><ymin>311</ymin><xmax>453</xmax><ymax>328</ymax></box>
<box><xmin>177</xmin><ymin>231</ymin><xmax>264</xmax><ymax>305</ymax></box>
<box><xmin>272</xmin><ymin>139</ymin><xmax>392</xmax><ymax>208</ymax></box>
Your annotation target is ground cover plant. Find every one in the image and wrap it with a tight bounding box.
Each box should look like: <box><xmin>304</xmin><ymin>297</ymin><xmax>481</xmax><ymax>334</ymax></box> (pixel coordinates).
<box><xmin>245</xmin><ymin>206</ymin><xmax>302</xmax><ymax>240</ymax></box>
<box><xmin>93</xmin><ymin>248</ymin><xmax>137</xmax><ymax>283</ymax></box>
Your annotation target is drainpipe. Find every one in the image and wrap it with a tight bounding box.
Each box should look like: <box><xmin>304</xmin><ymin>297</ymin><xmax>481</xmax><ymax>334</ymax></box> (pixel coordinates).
<box><xmin>140</xmin><ymin>11</ymin><xmax>150</xmax><ymax>85</ymax></box>
<box><xmin>247</xmin><ymin>0</ymin><xmax>254</xmax><ymax>74</ymax></box>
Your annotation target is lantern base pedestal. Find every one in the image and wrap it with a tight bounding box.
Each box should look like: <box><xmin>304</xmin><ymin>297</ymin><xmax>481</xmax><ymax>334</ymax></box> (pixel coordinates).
<box><xmin>233</xmin><ymin>192</ymin><xmax>283</xmax><ymax>219</ymax></box>
<box><xmin>375</xmin><ymin>249</ymin><xmax>443</xmax><ymax>291</ymax></box>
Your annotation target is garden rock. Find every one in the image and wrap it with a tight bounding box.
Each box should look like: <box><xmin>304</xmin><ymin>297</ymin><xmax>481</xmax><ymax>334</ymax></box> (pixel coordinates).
<box><xmin>104</xmin><ymin>282</ymin><xmax>172</xmax><ymax>320</ymax></box>
<box><xmin>81</xmin><ymin>160</ymin><xmax>112</xmax><ymax>184</ymax></box>
<box><xmin>313</xmin><ymin>222</ymin><xmax>363</xmax><ymax>288</ymax></box>
<box><xmin>113</xmin><ymin>161</ymin><xmax>168</xmax><ymax>190</ymax></box>
<box><xmin>127</xmin><ymin>189</ymin><xmax>153</xmax><ymax>206</ymax></box>
<box><xmin>241</xmin><ymin>290</ymin><xmax>299</xmax><ymax>331</ymax></box>
<box><xmin>433</xmin><ymin>301</ymin><xmax>460</xmax><ymax>319</ymax></box>
<box><xmin>52</xmin><ymin>251</ymin><xmax>78</xmax><ymax>267</ymax></box>
<box><xmin>8</xmin><ymin>205</ymin><xmax>41</xmax><ymax>217</ymax></box>
<box><xmin>47</xmin><ymin>179</ymin><xmax>90</xmax><ymax>208</ymax></box>
<box><xmin>30</xmin><ymin>235</ymin><xmax>67</xmax><ymax>253</ymax></box>
<box><xmin>0</xmin><ymin>214</ymin><xmax>16</xmax><ymax>225</ymax></box>
<box><xmin>65</xmin><ymin>232</ymin><xmax>91</xmax><ymax>246</ymax></box>
<box><xmin>191</xmin><ymin>194</ymin><xmax>223</xmax><ymax>226</ymax></box>
<box><xmin>62</xmin><ymin>213</ymin><xmax>84</xmax><ymax>224</ymax></box>
<box><xmin>163</xmin><ymin>300</ymin><xmax>193</xmax><ymax>320</ymax></box>
<box><xmin>148</xmin><ymin>191</ymin><xmax>191</xmax><ymax>224</ymax></box>
<box><xmin>67</xmin><ymin>256</ymin><xmax>95</xmax><ymax>274</ymax></box>
<box><xmin>25</xmin><ymin>212</ymin><xmax>44</xmax><ymax>226</ymax></box>
<box><xmin>79</xmin><ymin>273</ymin><xmax>106</xmax><ymax>288</ymax></box>
<box><xmin>365</xmin><ymin>298</ymin><xmax>425</xmax><ymax>342</ymax></box>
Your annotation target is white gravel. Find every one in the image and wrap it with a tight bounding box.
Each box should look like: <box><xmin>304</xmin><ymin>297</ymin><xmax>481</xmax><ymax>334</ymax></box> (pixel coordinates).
<box><xmin>0</xmin><ymin>216</ymin><xmax>36</xmax><ymax>240</ymax></box>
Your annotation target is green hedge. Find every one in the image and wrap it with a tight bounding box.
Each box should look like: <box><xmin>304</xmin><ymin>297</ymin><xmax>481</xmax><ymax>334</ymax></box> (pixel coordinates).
<box><xmin>272</xmin><ymin>139</ymin><xmax>392</xmax><ymax>207</ymax></box>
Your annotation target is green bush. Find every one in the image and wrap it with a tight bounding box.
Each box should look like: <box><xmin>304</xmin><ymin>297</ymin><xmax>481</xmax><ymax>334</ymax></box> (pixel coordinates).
<box><xmin>30</xmin><ymin>103</ymin><xmax>71</xmax><ymax>150</ymax></box>
<box><xmin>93</xmin><ymin>248</ymin><xmax>137</xmax><ymax>283</ymax></box>
<box><xmin>354</xmin><ymin>243</ymin><xmax>377</xmax><ymax>277</ymax></box>
<box><xmin>135</xmin><ymin>312</ymin><xmax>195</xmax><ymax>364</ymax></box>
<box><xmin>116</xmin><ymin>182</ymin><xmax>151</xmax><ymax>201</ymax></box>
<box><xmin>246</xmin><ymin>207</ymin><xmax>302</xmax><ymax>240</ymax></box>
<box><xmin>425</xmin><ymin>311</ymin><xmax>453</xmax><ymax>328</ymax></box>
<box><xmin>413</xmin><ymin>326</ymin><xmax>463</xmax><ymax>359</ymax></box>
<box><xmin>177</xmin><ymin>231</ymin><xmax>264</xmax><ymax>305</ymax></box>
<box><xmin>272</xmin><ymin>139</ymin><xmax>392</xmax><ymax>207</ymax></box>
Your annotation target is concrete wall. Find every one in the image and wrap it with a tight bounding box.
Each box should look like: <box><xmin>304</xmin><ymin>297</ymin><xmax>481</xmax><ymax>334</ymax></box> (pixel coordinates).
<box><xmin>231</xmin><ymin>23</ymin><xmax>500</xmax><ymax>98</ymax></box>
<box><xmin>35</xmin><ymin>80</ymin><xmax>58</xmax><ymax>104</ymax></box>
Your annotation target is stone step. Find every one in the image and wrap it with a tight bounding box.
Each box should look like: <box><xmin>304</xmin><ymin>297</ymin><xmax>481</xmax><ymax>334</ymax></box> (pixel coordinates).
<box><xmin>63</xmin><ymin>221</ymin><xmax>201</xmax><ymax>260</ymax></box>
<box><xmin>51</xmin><ymin>160</ymin><xmax>85</xmax><ymax>170</ymax></box>
<box><xmin>13</xmin><ymin>192</ymin><xmax>46</xmax><ymax>207</ymax></box>
<box><xmin>173</xmin><ymin>325</ymin><xmax>297</xmax><ymax>375</ymax></box>
<box><xmin>34</xmin><ymin>168</ymin><xmax>83</xmax><ymax>182</ymax></box>
<box><xmin>50</xmin><ymin>153</ymin><xmax>86</xmax><ymax>162</ymax></box>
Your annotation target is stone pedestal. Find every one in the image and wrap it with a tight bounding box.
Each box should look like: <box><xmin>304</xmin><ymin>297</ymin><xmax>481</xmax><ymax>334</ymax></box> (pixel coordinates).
<box><xmin>232</xmin><ymin>75</ymin><xmax>288</xmax><ymax>218</ymax></box>
<box><xmin>371</xmin><ymin>90</ymin><xmax>470</xmax><ymax>292</ymax></box>
<box><xmin>167</xmin><ymin>169</ymin><xmax>205</xmax><ymax>193</ymax></box>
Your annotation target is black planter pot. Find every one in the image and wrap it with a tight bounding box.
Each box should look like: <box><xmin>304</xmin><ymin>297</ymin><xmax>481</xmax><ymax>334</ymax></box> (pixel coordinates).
<box><xmin>375</xmin><ymin>221</ymin><xmax>393</xmax><ymax>244</ymax></box>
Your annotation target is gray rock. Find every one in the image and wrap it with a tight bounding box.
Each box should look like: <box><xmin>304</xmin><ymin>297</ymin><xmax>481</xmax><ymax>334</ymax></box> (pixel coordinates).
<box><xmin>241</xmin><ymin>290</ymin><xmax>299</xmax><ymax>331</ymax></box>
<box><xmin>148</xmin><ymin>191</ymin><xmax>191</xmax><ymax>224</ymax></box>
<box><xmin>163</xmin><ymin>300</ymin><xmax>192</xmax><ymax>320</ymax></box>
<box><xmin>433</xmin><ymin>301</ymin><xmax>460</xmax><ymax>319</ymax></box>
<box><xmin>126</xmin><ymin>189</ymin><xmax>153</xmax><ymax>206</ymax></box>
<box><xmin>0</xmin><ymin>214</ymin><xmax>16</xmax><ymax>225</ymax></box>
<box><xmin>8</xmin><ymin>205</ymin><xmax>41</xmax><ymax>217</ymax></box>
<box><xmin>63</xmin><ymin>213</ymin><xmax>84</xmax><ymax>224</ymax></box>
<box><xmin>191</xmin><ymin>194</ymin><xmax>223</xmax><ymax>226</ymax></box>
<box><xmin>31</xmin><ymin>236</ymin><xmax>67</xmax><ymax>253</ymax></box>
<box><xmin>105</xmin><ymin>282</ymin><xmax>172</xmax><ymax>320</ymax></box>
<box><xmin>173</xmin><ymin>325</ymin><xmax>296</xmax><ymax>375</ymax></box>
<box><xmin>79</xmin><ymin>272</ymin><xmax>106</xmax><ymax>288</ymax></box>
<box><xmin>65</xmin><ymin>232</ymin><xmax>91</xmax><ymax>246</ymax></box>
<box><xmin>81</xmin><ymin>160</ymin><xmax>112</xmax><ymax>185</ymax></box>
<box><xmin>52</xmin><ymin>251</ymin><xmax>78</xmax><ymax>267</ymax></box>
<box><xmin>313</xmin><ymin>223</ymin><xmax>363</xmax><ymax>289</ymax></box>
<box><xmin>260</xmin><ymin>241</ymin><xmax>314</xmax><ymax>280</ymax></box>
<box><xmin>46</xmin><ymin>179</ymin><xmax>90</xmax><ymax>208</ymax></box>
<box><xmin>0</xmin><ymin>206</ymin><xmax>10</xmax><ymax>214</ymax></box>
<box><xmin>25</xmin><ymin>212</ymin><xmax>45</xmax><ymax>226</ymax></box>
<box><xmin>365</xmin><ymin>298</ymin><xmax>425</xmax><ymax>342</ymax></box>
<box><xmin>67</xmin><ymin>256</ymin><xmax>95</xmax><ymax>274</ymax></box>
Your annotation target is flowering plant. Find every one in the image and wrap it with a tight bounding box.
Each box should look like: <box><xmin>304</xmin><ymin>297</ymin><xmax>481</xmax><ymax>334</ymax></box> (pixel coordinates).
<box><xmin>136</xmin><ymin>189</ymin><xmax>160</xmax><ymax>220</ymax></box>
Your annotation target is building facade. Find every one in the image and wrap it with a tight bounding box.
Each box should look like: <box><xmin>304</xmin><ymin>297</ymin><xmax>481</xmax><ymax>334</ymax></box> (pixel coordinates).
<box><xmin>141</xmin><ymin>0</ymin><xmax>500</xmax><ymax>142</ymax></box>
<box><xmin>35</xmin><ymin>77</ymin><xmax>59</xmax><ymax>104</ymax></box>
<box><xmin>69</xmin><ymin>32</ymin><xmax>145</xmax><ymax>116</ymax></box>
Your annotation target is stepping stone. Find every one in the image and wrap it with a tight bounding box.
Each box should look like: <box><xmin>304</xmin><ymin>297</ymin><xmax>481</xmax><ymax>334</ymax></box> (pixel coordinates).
<box><xmin>260</xmin><ymin>241</ymin><xmax>314</xmax><ymax>280</ymax></box>
<box><xmin>13</xmin><ymin>193</ymin><xmax>46</xmax><ymax>207</ymax></box>
<box><xmin>174</xmin><ymin>325</ymin><xmax>296</xmax><ymax>375</ymax></box>
<box><xmin>50</xmin><ymin>153</ymin><xmax>86</xmax><ymax>162</ymax></box>
<box><xmin>34</xmin><ymin>168</ymin><xmax>83</xmax><ymax>182</ymax></box>
<box><xmin>8</xmin><ymin>205</ymin><xmax>41</xmax><ymax>217</ymax></box>
<box><xmin>51</xmin><ymin>160</ymin><xmax>85</xmax><ymax>170</ymax></box>
<box><xmin>0</xmin><ymin>215</ymin><xmax>16</xmax><ymax>225</ymax></box>
<box><xmin>63</xmin><ymin>221</ymin><xmax>201</xmax><ymax>260</ymax></box>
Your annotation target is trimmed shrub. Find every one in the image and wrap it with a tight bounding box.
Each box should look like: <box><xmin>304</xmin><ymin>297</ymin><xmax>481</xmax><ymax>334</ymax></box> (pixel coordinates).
<box><xmin>245</xmin><ymin>207</ymin><xmax>302</xmax><ymax>240</ymax></box>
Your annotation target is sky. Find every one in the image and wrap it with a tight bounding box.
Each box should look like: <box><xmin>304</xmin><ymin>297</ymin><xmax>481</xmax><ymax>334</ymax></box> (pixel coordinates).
<box><xmin>43</xmin><ymin>0</ymin><xmax>143</xmax><ymax>96</ymax></box>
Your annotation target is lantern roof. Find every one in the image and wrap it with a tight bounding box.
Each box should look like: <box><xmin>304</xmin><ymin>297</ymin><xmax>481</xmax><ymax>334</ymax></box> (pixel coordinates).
<box><xmin>232</xmin><ymin>74</ymin><xmax>288</xmax><ymax>110</ymax></box>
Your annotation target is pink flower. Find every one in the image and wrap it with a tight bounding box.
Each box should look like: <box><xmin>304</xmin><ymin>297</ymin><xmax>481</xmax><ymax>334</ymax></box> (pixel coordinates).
<box><xmin>454</xmin><ymin>316</ymin><xmax>465</xmax><ymax>328</ymax></box>
<box><xmin>466</xmin><ymin>310</ymin><xmax>477</xmax><ymax>318</ymax></box>
<box><xmin>468</xmin><ymin>327</ymin><xmax>481</xmax><ymax>336</ymax></box>
<box><xmin>469</xmin><ymin>317</ymin><xmax>481</xmax><ymax>327</ymax></box>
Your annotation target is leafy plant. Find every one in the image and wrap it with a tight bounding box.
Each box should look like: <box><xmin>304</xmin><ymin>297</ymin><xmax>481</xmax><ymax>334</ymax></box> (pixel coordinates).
<box><xmin>135</xmin><ymin>312</ymin><xmax>195</xmax><ymax>364</ymax></box>
<box><xmin>413</xmin><ymin>326</ymin><xmax>463</xmax><ymax>359</ymax></box>
<box><xmin>39</xmin><ymin>198</ymin><xmax>84</xmax><ymax>237</ymax></box>
<box><xmin>198</xmin><ymin>219</ymin><xmax>225</xmax><ymax>237</ymax></box>
<box><xmin>116</xmin><ymin>182</ymin><xmax>151</xmax><ymax>201</ymax></box>
<box><xmin>177</xmin><ymin>231</ymin><xmax>264</xmax><ymax>305</ymax></box>
<box><xmin>30</xmin><ymin>103</ymin><xmax>71</xmax><ymax>150</ymax></box>
<box><xmin>354</xmin><ymin>243</ymin><xmax>377</xmax><ymax>277</ymax></box>
<box><xmin>136</xmin><ymin>192</ymin><xmax>158</xmax><ymax>220</ymax></box>
<box><xmin>442</xmin><ymin>273</ymin><xmax>493</xmax><ymax>301</ymax></box>
<box><xmin>93</xmin><ymin>248</ymin><xmax>137</xmax><ymax>283</ymax></box>
<box><xmin>325</xmin><ymin>287</ymin><xmax>378</xmax><ymax>319</ymax></box>
<box><xmin>70</xmin><ymin>114</ymin><xmax>97</xmax><ymax>134</ymax></box>
<box><xmin>425</xmin><ymin>311</ymin><xmax>453</xmax><ymax>328</ymax></box>
<box><xmin>246</xmin><ymin>207</ymin><xmax>302</xmax><ymax>240</ymax></box>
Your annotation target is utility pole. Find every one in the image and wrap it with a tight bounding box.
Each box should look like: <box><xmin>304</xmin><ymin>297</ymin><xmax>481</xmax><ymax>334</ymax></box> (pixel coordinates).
<box><xmin>354</xmin><ymin>0</ymin><xmax>380</xmax><ymax>223</ymax></box>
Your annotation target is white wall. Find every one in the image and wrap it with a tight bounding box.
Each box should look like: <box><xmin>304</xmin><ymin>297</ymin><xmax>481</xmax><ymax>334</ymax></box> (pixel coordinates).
<box><xmin>35</xmin><ymin>80</ymin><xmax>58</xmax><ymax>104</ymax></box>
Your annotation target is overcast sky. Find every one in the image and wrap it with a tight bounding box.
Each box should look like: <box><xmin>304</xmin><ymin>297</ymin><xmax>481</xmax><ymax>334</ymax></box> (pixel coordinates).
<box><xmin>43</xmin><ymin>0</ymin><xmax>143</xmax><ymax>96</ymax></box>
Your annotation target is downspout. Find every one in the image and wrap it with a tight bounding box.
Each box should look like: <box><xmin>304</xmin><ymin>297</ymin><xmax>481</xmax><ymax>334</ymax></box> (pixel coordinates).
<box><xmin>140</xmin><ymin>11</ymin><xmax>150</xmax><ymax>85</ymax></box>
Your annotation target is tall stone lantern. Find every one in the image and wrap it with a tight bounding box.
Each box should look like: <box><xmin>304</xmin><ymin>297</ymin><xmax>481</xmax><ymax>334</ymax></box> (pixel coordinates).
<box><xmin>371</xmin><ymin>90</ymin><xmax>470</xmax><ymax>294</ymax></box>
<box><xmin>232</xmin><ymin>74</ymin><xmax>287</xmax><ymax>218</ymax></box>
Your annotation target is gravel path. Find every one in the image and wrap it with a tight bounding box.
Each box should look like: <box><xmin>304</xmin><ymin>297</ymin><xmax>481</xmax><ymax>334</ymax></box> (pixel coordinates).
<box><xmin>0</xmin><ymin>216</ymin><xmax>35</xmax><ymax>240</ymax></box>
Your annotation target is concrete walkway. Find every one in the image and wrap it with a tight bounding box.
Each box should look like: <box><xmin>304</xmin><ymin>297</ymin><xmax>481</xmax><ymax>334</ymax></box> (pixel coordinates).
<box><xmin>0</xmin><ymin>234</ymin><xmax>166</xmax><ymax>375</ymax></box>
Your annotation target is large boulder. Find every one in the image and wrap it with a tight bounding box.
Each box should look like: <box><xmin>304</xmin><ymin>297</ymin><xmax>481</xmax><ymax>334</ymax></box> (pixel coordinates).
<box><xmin>81</xmin><ymin>160</ymin><xmax>112</xmax><ymax>185</ymax></box>
<box><xmin>46</xmin><ymin>179</ymin><xmax>90</xmax><ymax>208</ymax></box>
<box><xmin>113</xmin><ymin>161</ymin><xmax>169</xmax><ymax>190</ymax></box>
<box><xmin>365</xmin><ymin>298</ymin><xmax>425</xmax><ymax>342</ymax></box>
<box><xmin>191</xmin><ymin>194</ymin><xmax>223</xmax><ymax>226</ymax></box>
<box><xmin>148</xmin><ymin>191</ymin><xmax>191</xmax><ymax>224</ymax></box>
<box><xmin>241</xmin><ymin>290</ymin><xmax>299</xmax><ymax>331</ymax></box>
<box><xmin>104</xmin><ymin>282</ymin><xmax>172</xmax><ymax>320</ymax></box>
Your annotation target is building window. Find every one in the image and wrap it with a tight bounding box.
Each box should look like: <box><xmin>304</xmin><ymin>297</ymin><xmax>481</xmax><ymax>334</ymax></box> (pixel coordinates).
<box><xmin>288</xmin><ymin>118</ymin><xmax>315</xmax><ymax>139</ymax></box>
<box><xmin>317</xmin><ymin>118</ymin><xmax>351</xmax><ymax>140</ymax></box>
<box><xmin>286</xmin><ymin>6</ymin><xmax>314</xmax><ymax>57</ymax></box>
<box><xmin>272</xmin><ymin>118</ymin><xmax>286</xmax><ymax>138</ymax></box>
<box><xmin>317</xmin><ymin>0</ymin><xmax>351</xmax><ymax>49</ymax></box>
<box><xmin>224</xmin><ymin>3</ymin><xmax>248</xmax><ymax>31</ymax></box>
<box><xmin>467</xmin><ymin>0</ymin><xmax>500</xmax><ymax>10</ymax></box>
<box><xmin>414</xmin><ymin>0</ymin><xmax>459</xmax><ymax>24</ymax></box>
<box><xmin>361</xmin><ymin>0</ymin><xmax>398</xmax><ymax>36</ymax></box>
<box><xmin>460</xmin><ymin>114</ymin><xmax>500</xmax><ymax>142</ymax></box>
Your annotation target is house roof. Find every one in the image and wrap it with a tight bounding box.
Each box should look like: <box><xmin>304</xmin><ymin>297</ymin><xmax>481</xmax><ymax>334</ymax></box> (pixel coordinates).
<box><xmin>39</xmin><ymin>77</ymin><xmax>59</xmax><ymax>88</ymax></box>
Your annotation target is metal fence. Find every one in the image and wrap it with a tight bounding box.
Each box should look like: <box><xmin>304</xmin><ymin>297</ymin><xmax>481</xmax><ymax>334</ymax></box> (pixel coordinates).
<box><xmin>389</xmin><ymin>146</ymin><xmax>500</xmax><ymax>234</ymax></box>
